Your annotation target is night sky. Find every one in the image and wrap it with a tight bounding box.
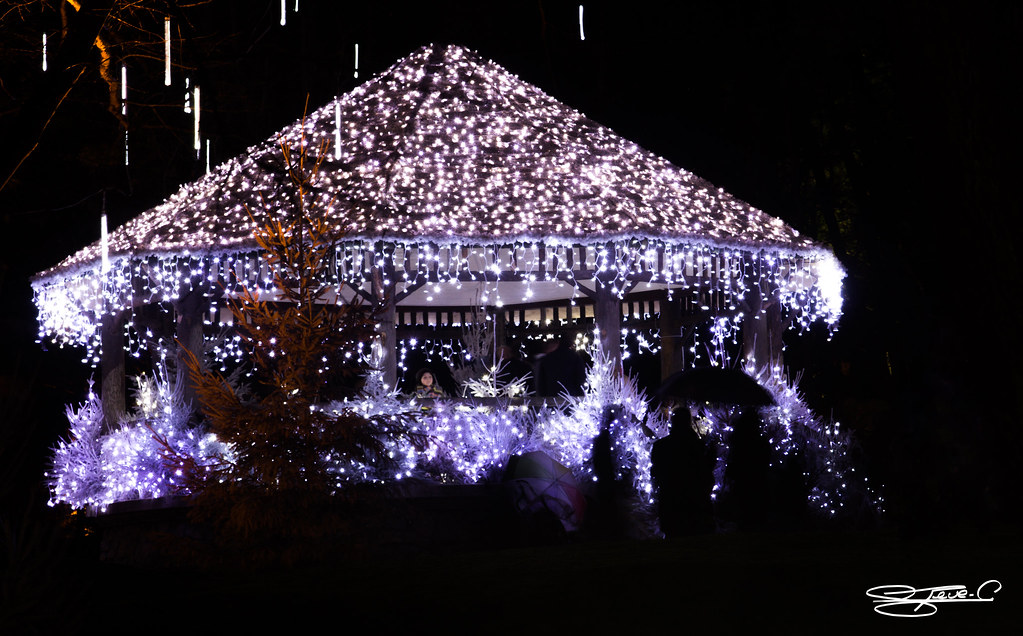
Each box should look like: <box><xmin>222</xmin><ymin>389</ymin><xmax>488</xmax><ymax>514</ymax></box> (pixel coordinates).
<box><xmin>2</xmin><ymin>0</ymin><xmax>1021</xmax><ymax>560</ymax></box>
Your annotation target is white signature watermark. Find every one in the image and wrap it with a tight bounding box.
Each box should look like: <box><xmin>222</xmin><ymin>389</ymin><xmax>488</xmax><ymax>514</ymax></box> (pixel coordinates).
<box><xmin>866</xmin><ymin>580</ymin><xmax>1002</xmax><ymax>617</ymax></box>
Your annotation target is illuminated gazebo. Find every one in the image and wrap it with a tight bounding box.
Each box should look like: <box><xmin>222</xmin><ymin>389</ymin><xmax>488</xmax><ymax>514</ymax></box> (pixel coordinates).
<box><xmin>32</xmin><ymin>44</ymin><xmax>844</xmax><ymax>428</ymax></box>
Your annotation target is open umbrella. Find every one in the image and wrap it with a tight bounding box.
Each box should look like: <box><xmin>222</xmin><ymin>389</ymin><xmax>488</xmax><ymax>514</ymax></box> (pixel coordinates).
<box><xmin>656</xmin><ymin>367</ymin><xmax>775</xmax><ymax>407</ymax></box>
<box><xmin>505</xmin><ymin>451</ymin><xmax>587</xmax><ymax>531</ymax></box>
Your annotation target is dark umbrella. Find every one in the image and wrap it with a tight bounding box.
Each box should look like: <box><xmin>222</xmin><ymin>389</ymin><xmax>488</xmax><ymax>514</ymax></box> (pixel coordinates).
<box><xmin>655</xmin><ymin>367</ymin><xmax>776</xmax><ymax>407</ymax></box>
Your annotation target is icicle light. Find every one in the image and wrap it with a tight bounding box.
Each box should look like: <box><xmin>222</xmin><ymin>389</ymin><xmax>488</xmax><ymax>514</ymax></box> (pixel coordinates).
<box><xmin>42</xmin><ymin>33</ymin><xmax>48</xmax><ymax>71</ymax></box>
<box><xmin>579</xmin><ymin>5</ymin><xmax>586</xmax><ymax>41</ymax></box>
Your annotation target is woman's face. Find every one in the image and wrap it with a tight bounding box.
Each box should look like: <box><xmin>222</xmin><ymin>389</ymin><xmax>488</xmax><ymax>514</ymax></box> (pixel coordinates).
<box><xmin>420</xmin><ymin>372</ymin><xmax>434</xmax><ymax>386</ymax></box>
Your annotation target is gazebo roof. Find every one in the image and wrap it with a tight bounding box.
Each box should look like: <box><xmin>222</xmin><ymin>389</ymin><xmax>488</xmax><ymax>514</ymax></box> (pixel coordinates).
<box><xmin>32</xmin><ymin>44</ymin><xmax>845</xmax><ymax>354</ymax></box>
<box><xmin>37</xmin><ymin>43</ymin><xmax>825</xmax><ymax>282</ymax></box>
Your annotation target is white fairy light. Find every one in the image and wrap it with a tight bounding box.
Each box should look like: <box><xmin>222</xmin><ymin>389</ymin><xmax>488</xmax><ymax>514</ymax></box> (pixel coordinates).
<box><xmin>579</xmin><ymin>5</ymin><xmax>585</xmax><ymax>41</ymax></box>
<box><xmin>354</xmin><ymin>43</ymin><xmax>359</xmax><ymax>78</ymax></box>
<box><xmin>184</xmin><ymin>77</ymin><xmax>191</xmax><ymax>113</ymax></box>
<box><xmin>280</xmin><ymin>0</ymin><xmax>287</xmax><ymax>26</ymax></box>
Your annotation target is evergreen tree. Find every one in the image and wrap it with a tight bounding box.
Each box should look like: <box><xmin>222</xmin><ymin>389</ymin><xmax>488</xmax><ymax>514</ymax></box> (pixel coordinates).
<box><xmin>181</xmin><ymin>128</ymin><xmax>421</xmax><ymax>564</ymax></box>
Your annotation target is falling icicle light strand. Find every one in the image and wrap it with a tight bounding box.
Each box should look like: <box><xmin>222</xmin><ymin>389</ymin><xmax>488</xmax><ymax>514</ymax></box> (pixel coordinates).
<box><xmin>193</xmin><ymin>85</ymin><xmax>201</xmax><ymax>158</ymax></box>
<box><xmin>100</xmin><ymin>214</ymin><xmax>109</xmax><ymax>274</ymax></box>
<box><xmin>120</xmin><ymin>64</ymin><xmax>127</xmax><ymax>115</ymax></box>
<box><xmin>42</xmin><ymin>33</ymin><xmax>47</xmax><ymax>71</ymax></box>
<box><xmin>164</xmin><ymin>18</ymin><xmax>171</xmax><ymax>86</ymax></box>
<box><xmin>354</xmin><ymin>43</ymin><xmax>359</xmax><ymax>78</ymax></box>
<box><xmin>121</xmin><ymin>64</ymin><xmax>129</xmax><ymax>165</ymax></box>
<box><xmin>579</xmin><ymin>5</ymin><xmax>586</xmax><ymax>41</ymax></box>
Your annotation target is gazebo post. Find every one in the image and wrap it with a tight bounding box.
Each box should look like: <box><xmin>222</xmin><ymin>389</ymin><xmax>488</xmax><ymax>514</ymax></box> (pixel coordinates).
<box><xmin>372</xmin><ymin>242</ymin><xmax>398</xmax><ymax>391</ymax></box>
<box><xmin>492</xmin><ymin>305</ymin><xmax>506</xmax><ymax>363</ymax></box>
<box><xmin>174</xmin><ymin>287</ymin><xmax>207</xmax><ymax>412</ymax></box>
<box><xmin>658</xmin><ymin>295</ymin><xmax>683</xmax><ymax>380</ymax></box>
<box><xmin>741</xmin><ymin>281</ymin><xmax>786</xmax><ymax>369</ymax></box>
<box><xmin>100</xmin><ymin>309</ymin><xmax>128</xmax><ymax>433</ymax></box>
<box><xmin>593</xmin><ymin>281</ymin><xmax>622</xmax><ymax>374</ymax></box>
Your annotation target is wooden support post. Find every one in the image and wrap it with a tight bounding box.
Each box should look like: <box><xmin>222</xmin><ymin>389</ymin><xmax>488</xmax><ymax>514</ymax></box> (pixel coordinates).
<box><xmin>174</xmin><ymin>288</ymin><xmax>206</xmax><ymax>413</ymax></box>
<box><xmin>100</xmin><ymin>310</ymin><xmax>127</xmax><ymax>433</ymax></box>
<box><xmin>372</xmin><ymin>242</ymin><xmax>398</xmax><ymax>391</ymax></box>
<box><xmin>741</xmin><ymin>282</ymin><xmax>785</xmax><ymax>369</ymax></box>
<box><xmin>659</xmin><ymin>295</ymin><xmax>683</xmax><ymax>381</ymax></box>
<box><xmin>594</xmin><ymin>281</ymin><xmax>622</xmax><ymax>374</ymax></box>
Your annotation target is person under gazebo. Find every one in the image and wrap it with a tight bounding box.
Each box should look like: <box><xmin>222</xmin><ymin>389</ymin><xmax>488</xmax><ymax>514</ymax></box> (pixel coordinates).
<box><xmin>414</xmin><ymin>368</ymin><xmax>446</xmax><ymax>399</ymax></box>
<box><xmin>534</xmin><ymin>335</ymin><xmax>586</xmax><ymax>397</ymax></box>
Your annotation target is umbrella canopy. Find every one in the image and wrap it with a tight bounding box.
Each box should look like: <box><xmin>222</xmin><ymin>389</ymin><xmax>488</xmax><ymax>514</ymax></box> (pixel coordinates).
<box><xmin>656</xmin><ymin>367</ymin><xmax>776</xmax><ymax>407</ymax></box>
<box><xmin>506</xmin><ymin>450</ymin><xmax>587</xmax><ymax>531</ymax></box>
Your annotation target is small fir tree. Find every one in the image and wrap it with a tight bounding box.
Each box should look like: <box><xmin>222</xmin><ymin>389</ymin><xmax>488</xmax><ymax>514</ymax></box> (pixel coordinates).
<box><xmin>183</xmin><ymin>126</ymin><xmax>421</xmax><ymax>563</ymax></box>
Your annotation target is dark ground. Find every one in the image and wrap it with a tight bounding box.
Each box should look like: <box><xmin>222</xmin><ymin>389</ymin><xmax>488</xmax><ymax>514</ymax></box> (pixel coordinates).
<box><xmin>14</xmin><ymin>523</ymin><xmax>1021</xmax><ymax>634</ymax></box>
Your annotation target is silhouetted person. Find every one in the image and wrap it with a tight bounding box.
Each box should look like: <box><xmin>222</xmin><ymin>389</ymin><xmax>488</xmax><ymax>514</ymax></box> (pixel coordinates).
<box><xmin>721</xmin><ymin>408</ymin><xmax>772</xmax><ymax>531</ymax></box>
<box><xmin>534</xmin><ymin>335</ymin><xmax>586</xmax><ymax>397</ymax></box>
<box><xmin>495</xmin><ymin>344</ymin><xmax>533</xmax><ymax>392</ymax></box>
<box><xmin>772</xmin><ymin>446</ymin><xmax>809</xmax><ymax>529</ymax></box>
<box><xmin>586</xmin><ymin>407</ymin><xmax>628</xmax><ymax>538</ymax></box>
<box><xmin>650</xmin><ymin>407</ymin><xmax>715</xmax><ymax>536</ymax></box>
